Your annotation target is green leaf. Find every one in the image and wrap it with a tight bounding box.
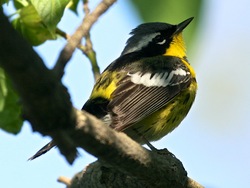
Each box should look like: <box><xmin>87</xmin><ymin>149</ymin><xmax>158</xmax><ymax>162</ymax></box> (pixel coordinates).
<box><xmin>0</xmin><ymin>68</ymin><xmax>7</xmax><ymax>111</ymax></box>
<box><xmin>12</xmin><ymin>5</ymin><xmax>56</xmax><ymax>46</ymax></box>
<box><xmin>30</xmin><ymin>0</ymin><xmax>70</xmax><ymax>32</ymax></box>
<box><xmin>68</xmin><ymin>0</ymin><xmax>80</xmax><ymax>14</ymax></box>
<box><xmin>0</xmin><ymin>68</ymin><xmax>23</xmax><ymax>134</ymax></box>
<box><xmin>13</xmin><ymin>0</ymin><xmax>29</xmax><ymax>9</ymax></box>
<box><xmin>11</xmin><ymin>0</ymin><xmax>70</xmax><ymax>45</ymax></box>
<box><xmin>0</xmin><ymin>0</ymin><xmax>10</xmax><ymax>6</ymax></box>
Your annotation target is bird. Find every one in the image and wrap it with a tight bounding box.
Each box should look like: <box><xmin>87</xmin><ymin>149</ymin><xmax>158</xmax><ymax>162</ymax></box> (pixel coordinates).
<box><xmin>29</xmin><ymin>17</ymin><xmax>197</xmax><ymax>160</ymax></box>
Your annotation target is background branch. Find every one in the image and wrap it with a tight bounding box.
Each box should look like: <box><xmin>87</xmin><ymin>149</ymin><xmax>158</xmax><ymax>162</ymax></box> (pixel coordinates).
<box><xmin>82</xmin><ymin>0</ymin><xmax>100</xmax><ymax>81</ymax></box>
<box><xmin>53</xmin><ymin>0</ymin><xmax>116</xmax><ymax>79</ymax></box>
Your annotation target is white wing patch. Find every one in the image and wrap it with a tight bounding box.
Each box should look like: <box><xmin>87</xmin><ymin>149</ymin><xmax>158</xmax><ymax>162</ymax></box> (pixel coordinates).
<box><xmin>128</xmin><ymin>68</ymin><xmax>189</xmax><ymax>87</ymax></box>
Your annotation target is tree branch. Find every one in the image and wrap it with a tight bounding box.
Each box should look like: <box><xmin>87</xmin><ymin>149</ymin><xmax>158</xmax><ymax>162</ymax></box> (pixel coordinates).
<box><xmin>0</xmin><ymin>7</ymin><xmax>77</xmax><ymax>163</ymax></box>
<box><xmin>69</xmin><ymin>162</ymin><xmax>204</xmax><ymax>188</ymax></box>
<box><xmin>53</xmin><ymin>0</ymin><xmax>116</xmax><ymax>79</ymax></box>
<box><xmin>60</xmin><ymin>109</ymin><xmax>204</xmax><ymax>188</ymax></box>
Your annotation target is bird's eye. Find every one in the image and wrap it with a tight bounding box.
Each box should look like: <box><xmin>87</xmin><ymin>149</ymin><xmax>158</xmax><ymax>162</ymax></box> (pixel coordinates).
<box><xmin>154</xmin><ymin>35</ymin><xmax>166</xmax><ymax>45</ymax></box>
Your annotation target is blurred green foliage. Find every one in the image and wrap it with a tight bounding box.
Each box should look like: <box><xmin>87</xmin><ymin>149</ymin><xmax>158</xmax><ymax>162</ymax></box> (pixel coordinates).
<box><xmin>0</xmin><ymin>68</ymin><xmax>22</xmax><ymax>134</ymax></box>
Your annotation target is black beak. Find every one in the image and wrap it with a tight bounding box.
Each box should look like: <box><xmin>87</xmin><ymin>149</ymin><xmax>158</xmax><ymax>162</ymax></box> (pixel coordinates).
<box><xmin>175</xmin><ymin>17</ymin><xmax>194</xmax><ymax>34</ymax></box>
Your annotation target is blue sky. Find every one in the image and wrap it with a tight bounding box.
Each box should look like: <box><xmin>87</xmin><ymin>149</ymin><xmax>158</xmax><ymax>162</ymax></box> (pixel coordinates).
<box><xmin>1</xmin><ymin>1</ymin><xmax>250</xmax><ymax>187</ymax></box>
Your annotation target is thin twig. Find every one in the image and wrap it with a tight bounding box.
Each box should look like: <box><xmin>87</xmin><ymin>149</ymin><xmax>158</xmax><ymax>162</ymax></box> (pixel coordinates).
<box><xmin>53</xmin><ymin>0</ymin><xmax>116</xmax><ymax>79</ymax></box>
<box><xmin>187</xmin><ymin>177</ymin><xmax>205</xmax><ymax>188</ymax></box>
<box><xmin>56</xmin><ymin>28</ymin><xmax>86</xmax><ymax>51</ymax></box>
<box><xmin>56</xmin><ymin>27</ymin><xmax>100</xmax><ymax>81</ymax></box>
<box><xmin>83</xmin><ymin>0</ymin><xmax>90</xmax><ymax>14</ymax></box>
<box><xmin>56</xmin><ymin>28</ymin><xmax>70</xmax><ymax>40</ymax></box>
<box><xmin>57</xmin><ymin>176</ymin><xmax>71</xmax><ymax>186</ymax></box>
<box><xmin>82</xmin><ymin>0</ymin><xmax>100</xmax><ymax>81</ymax></box>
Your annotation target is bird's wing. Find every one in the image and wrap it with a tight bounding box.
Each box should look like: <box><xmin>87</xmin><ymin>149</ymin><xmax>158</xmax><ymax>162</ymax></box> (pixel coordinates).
<box><xmin>108</xmin><ymin>65</ymin><xmax>192</xmax><ymax>131</ymax></box>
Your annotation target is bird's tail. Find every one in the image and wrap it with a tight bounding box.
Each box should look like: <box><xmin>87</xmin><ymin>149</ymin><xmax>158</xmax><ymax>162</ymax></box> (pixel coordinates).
<box><xmin>28</xmin><ymin>141</ymin><xmax>56</xmax><ymax>160</ymax></box>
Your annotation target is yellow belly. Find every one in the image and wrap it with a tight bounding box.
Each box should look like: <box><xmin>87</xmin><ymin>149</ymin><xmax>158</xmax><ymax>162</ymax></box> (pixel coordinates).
<box><xmin>124</xmin><ymin>80</ymin><xmax>197</xmax><ymax>143</ymax></box>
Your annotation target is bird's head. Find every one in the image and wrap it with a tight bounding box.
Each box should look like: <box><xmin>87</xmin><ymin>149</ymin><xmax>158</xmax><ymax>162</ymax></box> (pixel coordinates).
<box><xmin>121</xmin><ymin>17</ymin><xmax>194</xmax><ymax>58</ymax></box>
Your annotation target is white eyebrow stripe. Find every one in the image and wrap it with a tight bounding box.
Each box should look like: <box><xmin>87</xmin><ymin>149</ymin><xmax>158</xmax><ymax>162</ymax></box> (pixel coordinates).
<box><xmin>122</xmin><ymin>32</ymin><xmax>160</xmax><ymax>55</ymax></box>
<box><xmin>128</xmin><ymin>68</ymin><xmax>189</xmax><ymax>87</ymax></box>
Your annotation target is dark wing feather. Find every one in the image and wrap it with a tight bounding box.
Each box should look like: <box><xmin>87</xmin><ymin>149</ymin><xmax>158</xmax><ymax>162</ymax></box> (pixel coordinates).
<box><xmin>28</xmin><ymin>141</ymin><xmax>56</xmax><ymax>160</ymax></box>
<box><xmin>108</xmin><ymin>70</ymin><xmax>191</xmax><ymax>131</ymax></box>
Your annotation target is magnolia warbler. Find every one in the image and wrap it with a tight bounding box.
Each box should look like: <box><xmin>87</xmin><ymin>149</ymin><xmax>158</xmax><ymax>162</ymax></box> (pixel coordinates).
<box><xmin>30</xmin><ymin>17</ymin><xmax>197</xmax><ymax>159</ymax></box>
